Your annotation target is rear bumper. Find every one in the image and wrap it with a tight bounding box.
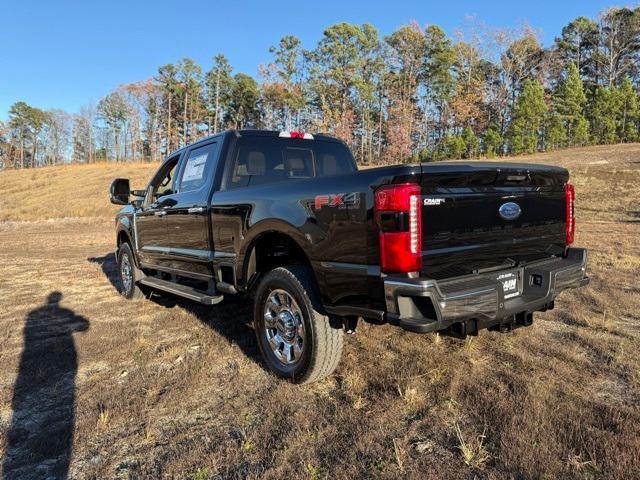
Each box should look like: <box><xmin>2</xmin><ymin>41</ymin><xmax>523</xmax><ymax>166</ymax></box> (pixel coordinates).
<box><xmin>384</xmin><ymin>248</ymin><xmax>589</xmax><ymax>334</ymax></box>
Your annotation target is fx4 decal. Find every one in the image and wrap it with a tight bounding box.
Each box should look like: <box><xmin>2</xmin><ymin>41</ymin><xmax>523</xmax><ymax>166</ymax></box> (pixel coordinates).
<box><xmin>314</xmin><ymin>192</ymin><xmax>360</xmax><ymax>210</ymax></box>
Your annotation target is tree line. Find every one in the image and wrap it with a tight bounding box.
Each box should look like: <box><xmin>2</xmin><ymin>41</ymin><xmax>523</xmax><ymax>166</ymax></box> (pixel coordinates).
<box><xmin>1</xmin><ymin>6</ymin><xmax>639</xmax><ymax>169</ymax></box>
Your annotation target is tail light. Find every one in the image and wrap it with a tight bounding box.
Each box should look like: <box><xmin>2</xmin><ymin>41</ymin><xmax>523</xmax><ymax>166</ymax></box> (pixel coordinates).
<box><xmin>565</xmin><ymin>183</ymin><xmax>575</xmax><ymax>245</ymax></box>
<box><xmin>375</xmin><ymin>183</ymin><xmax>422</xmax><ymax>273</ymax></box>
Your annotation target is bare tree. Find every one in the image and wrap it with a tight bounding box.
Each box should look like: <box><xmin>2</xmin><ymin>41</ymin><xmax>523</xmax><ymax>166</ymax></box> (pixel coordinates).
<box><xmin>597</xmin><ymin>7</ymin><xmax>640</xmax><ymax>87</ymax></box>
<box><xmin>43</xmin><ymin>109</ymin><xmax>72</xmax><ymax>165</ymax></box>
<box><xmin>72</xmin><ymin>105</ymin><xmax>96</xmax><ymax>163</ymax></box>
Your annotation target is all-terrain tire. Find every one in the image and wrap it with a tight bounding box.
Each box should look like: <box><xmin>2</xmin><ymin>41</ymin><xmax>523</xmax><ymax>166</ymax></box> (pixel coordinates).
<box><xmin>254</xmin><ymin>265</ymin><xmax>343</xmax><ymax>384</ymax></box>
<box><xmin>117</xmin><ymin>242</ymin><xmax>144</xmax><ymax>300</ymax></box>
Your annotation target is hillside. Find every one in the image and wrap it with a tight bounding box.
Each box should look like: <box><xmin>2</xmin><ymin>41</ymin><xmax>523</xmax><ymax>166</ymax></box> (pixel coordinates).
<box><xmin>0</xmin><ymin>162</ymin><xmax>157</xmax><ymax>222</ymax></box>
<box><xmin>0</xmin><ymin>144</ymin><xmax>639</xmax><ymax>479</ymax></box>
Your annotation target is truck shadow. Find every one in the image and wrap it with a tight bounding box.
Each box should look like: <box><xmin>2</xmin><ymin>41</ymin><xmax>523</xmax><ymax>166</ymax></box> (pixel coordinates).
<box><xmin>87</xmin><ymin>253</ymin><xmax>262</xmax><ymax>368</ymax></box>
<box><xmin>149</xmin><ymin>294</ymin><xmax>260</xmax><ymax>364</ymax></box>
<box><xmin>87</xmin><ymin>253</ymin><xmax>119</xmax><ymax>291</ymax></box>
<box><xmin>3</xmin><ymin>292</ymin><xmax>89</xmax><ymax>480</ymax></box>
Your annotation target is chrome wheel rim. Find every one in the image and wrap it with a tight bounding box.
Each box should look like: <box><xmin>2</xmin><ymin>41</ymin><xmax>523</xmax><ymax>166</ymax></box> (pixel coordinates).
<box><xmin>263</xmin><ymin>289</ymin><xmax>305</xmax><ymax>365</ymax></box>
<box><xmin>120</xmin><ymin>254</ymin><xmax>133</xmax><ymax>293</ymax></box>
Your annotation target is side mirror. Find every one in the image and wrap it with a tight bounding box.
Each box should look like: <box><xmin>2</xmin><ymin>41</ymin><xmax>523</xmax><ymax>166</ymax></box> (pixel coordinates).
<box><xmin>110</xmin><ymin>178</ymin><xmax>130</xmax><ymax>205</ymax></box>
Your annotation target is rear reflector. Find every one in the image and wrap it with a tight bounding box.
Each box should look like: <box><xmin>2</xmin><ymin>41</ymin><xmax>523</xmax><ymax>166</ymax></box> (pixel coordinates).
<box><xmin>279</xmin><ymin>131</ymin><xmax>314</xmax><ymax>140</ymax></box>
<box><xmin>375</xmin><ymin>183</ymin><xmax>422</xmax><ymax>273</ymax></box>
<box><xmin>565</xmin><ymin>183</ymin><xmax>575</xmax><ymax>245</ymax></box>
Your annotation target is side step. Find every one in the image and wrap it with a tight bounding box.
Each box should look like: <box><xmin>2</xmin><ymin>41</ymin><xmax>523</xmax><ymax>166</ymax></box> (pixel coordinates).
<box><xmin>139</xmin><ymin>277</ymin><xmax>224</xmax><ymax>305</ymax></box>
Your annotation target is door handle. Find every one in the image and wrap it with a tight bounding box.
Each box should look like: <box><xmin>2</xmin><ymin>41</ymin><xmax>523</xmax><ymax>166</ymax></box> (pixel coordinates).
<box><xmin>154</xmin><ymin>210</ymin><xmax>167</xmax><ymax>216</ymax></box>
<box><xmin>188</xmin><ymin>207</ymin><xmax>204</xmax><ymax>214</ymax></box>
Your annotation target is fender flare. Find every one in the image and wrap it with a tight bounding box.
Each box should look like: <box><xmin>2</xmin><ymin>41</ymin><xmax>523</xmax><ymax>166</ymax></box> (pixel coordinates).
<box><xmin>115</xmin><ymin>217</ymin><xmax>141</xmax><ymax>267</ymax></box>
<box><xmin>239</xmin><ymin>220</ymin><xmax>314</xmax><ymax>288</ymax></box>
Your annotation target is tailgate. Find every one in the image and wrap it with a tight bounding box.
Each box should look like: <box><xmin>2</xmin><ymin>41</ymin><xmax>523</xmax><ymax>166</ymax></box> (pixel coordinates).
<box><xmin>420</xmin><ymin>162</ymin><xmax>568</xmax><ymax>279</ymax></box>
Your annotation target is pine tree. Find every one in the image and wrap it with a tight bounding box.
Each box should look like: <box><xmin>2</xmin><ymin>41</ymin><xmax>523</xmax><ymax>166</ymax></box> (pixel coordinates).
<box><xmin>97</xmin><ymin>92</ymin><xmax>131</xmax><ymax>162</ymax></box>
<box><xmin>226</xmin><ymin>74</ymin><xmax>260</xmax><ymax>129</ymax></box>
<box><xmin>508</xmin><ymin>79</ymin><xmax>547</xmax><ymax>154</ymax></box>
<box><xmin>617</xmin><ymin>77</ymin><xmax>639</xmax><ymax>142</ymax></box>
<box><xmin>157</xmin><ymin>63</ymin><xmax>181</xmax><ymax>153</ymax></box>
<box><xmin>205</xmin><ymin>54</ymin><xmax>233</xmax><ymax>134</ymax></box>
<box><xmin>423</xmin><ymin>25</ymin><xmax>457</xmax><ymax>142</ymax></box>
<box><xmin>461</xmin><ymin>126</ymin><xmax>480</xmax><ymax>158</ymax></box>
<box><xmin>545</xmin><ymin>113</ymin><xmax>567</xmax><ymax>150</ymax></box>
<box><xmin>573</xmin><ymin>117</ymin><xmax>590</xmax><ymax>146</ymax></box>
<box><xmin>554</xmin><ymin>63</ymin><xmax>588</xmax><ymax>146</ymax></box>
<box><xmin>483</xmin><ymin>124</ymin><xmax>503</xmax><ymax>158</ymax></box>
<box><xmin>589</xmin><ymin>87</ymin><xmax>619</xmax><ymax>144</ymax></box>
<box><xmin>439</xmin><ymin>134</ymin><xmax>466</xmax><ymax>159</ymax></box>
<box><xmin>266</xmin><ymin>36</ymin><xmax>306</xmax><ymax>130</ymax></box>
<box><xmin>177</xmin><ymin>58</ymin><xmax>204</xmax><ymax>146</ymax></box>
<box><xmin>554</xmin><ymin>17</ymin><xmax>599</xmax><ymax>82</ymax></box>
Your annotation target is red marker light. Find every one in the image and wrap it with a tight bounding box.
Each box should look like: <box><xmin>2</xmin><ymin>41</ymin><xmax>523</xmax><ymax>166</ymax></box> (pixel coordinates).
<box><xmin>565</xmin><ymin>183</ymin><xmax>575</xmax><ymax>245</ymax></box>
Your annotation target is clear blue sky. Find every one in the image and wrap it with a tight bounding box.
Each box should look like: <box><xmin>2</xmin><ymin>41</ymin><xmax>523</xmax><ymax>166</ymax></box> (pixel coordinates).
<box><xmin>0</xmin><ymin>0</ymin><xmax>618</xmax><ymax>120</ymax></box>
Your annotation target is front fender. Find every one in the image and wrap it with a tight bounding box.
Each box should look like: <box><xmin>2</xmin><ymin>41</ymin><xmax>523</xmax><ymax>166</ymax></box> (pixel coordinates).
<box><xmin>115</xmin><ymin>213</ymin><xmax>140</xmax><ymax>266</ymax></box>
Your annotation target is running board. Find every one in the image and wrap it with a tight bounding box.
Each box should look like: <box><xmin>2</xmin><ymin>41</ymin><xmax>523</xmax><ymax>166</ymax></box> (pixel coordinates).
<box><xmin>140</xmin><ymin>277</ymin><xmax>224</xmax><ymax>305</ymax></box>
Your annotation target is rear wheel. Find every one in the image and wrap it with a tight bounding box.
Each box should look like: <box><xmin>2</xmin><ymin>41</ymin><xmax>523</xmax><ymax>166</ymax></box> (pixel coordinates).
<box><xmin>117</xmin><ymin>243</ymin><xmax>144</xmax><ymax>300</ymax></box>
<box><xmin>254</xmin><ymin>266</ymin><xmax>343</xmax><ymax>383</ymax></box>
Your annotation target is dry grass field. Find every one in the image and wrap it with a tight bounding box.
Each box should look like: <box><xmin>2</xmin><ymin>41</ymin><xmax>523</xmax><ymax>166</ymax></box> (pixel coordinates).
<box><xmin>0</xmin><ymin>144</ymin><xmax>639</xmax><ymax>479</ymax></box>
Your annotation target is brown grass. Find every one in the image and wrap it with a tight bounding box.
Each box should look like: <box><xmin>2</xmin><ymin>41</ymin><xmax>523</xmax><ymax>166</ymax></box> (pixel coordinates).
<box><xmin>0</xmin><ymin>145</ymin><xmax>639</xmax><ymax>479</ymax></box>
<box><xmin>0</xmin><ymin>162</ymin><xmax>156</xmax><ymax>221</ymax></box>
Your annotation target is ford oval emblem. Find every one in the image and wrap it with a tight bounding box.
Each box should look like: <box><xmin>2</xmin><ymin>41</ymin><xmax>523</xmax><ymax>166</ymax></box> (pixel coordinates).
<box><xmin>499</xmin><ymin>202</ymin><xmax>522</xmax><ymax>221</ymax></box>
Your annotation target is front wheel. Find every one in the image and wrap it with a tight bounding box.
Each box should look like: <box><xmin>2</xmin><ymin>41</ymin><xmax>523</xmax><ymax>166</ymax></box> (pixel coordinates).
<box><xmin>117</xmin><ymin>243</ymin><xmax>144</xmax><ymax>300</ymax></box>
<box><xmin>254</xmin><ymin>266</ymin><xmax>343</xmax><ymax>384</ymax></box>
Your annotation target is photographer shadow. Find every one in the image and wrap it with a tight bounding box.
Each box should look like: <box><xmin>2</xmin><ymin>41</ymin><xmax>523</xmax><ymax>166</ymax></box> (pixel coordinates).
<box><xmin>3</xmin><ymin>292</ymin><xmax>89</xmax><ymax>480</ymax></box>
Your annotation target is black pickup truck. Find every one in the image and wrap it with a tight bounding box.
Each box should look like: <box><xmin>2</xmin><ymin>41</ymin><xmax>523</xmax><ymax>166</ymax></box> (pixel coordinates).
<box><xmin>110</xmin><ymin>129</ymin><xmax>589</xmax><ymax>383</ymax></box>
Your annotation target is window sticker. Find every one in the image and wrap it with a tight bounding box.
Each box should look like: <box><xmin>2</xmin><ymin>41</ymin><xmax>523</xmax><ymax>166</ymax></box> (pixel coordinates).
<box><xmin>182</xmin><ymin>153</ymin><xmax>208</xmax><ymax>182</ymax></box>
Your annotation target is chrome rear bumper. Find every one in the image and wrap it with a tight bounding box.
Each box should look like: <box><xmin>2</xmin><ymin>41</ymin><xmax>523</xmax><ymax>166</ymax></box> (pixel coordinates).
<box><xmin>384</xmin><ymin>248</ymin><xmax>589</xmax><ymax>334</ymax></box>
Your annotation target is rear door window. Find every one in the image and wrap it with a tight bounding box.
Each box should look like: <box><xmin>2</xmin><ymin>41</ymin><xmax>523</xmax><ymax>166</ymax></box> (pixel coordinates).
<box><xmin>226</xmin><ymin>137</ymin><xmax>355</xmax><ymax>189</ymax></box>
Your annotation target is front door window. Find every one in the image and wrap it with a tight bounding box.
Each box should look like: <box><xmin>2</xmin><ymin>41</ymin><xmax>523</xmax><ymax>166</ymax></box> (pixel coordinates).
<box><xmin>149</xmin><ymin>157</ymin><xmax>179</xmax><ymax>205</ymax></box>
